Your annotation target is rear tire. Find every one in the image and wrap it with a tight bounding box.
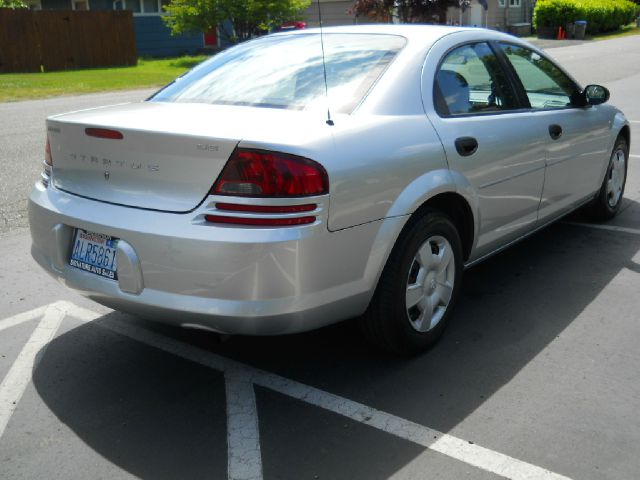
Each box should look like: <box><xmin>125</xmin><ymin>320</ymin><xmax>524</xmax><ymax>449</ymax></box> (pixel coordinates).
<box><xmin>360</xmin><ymin>210</ymin><xmax>463</xmax><ymax>355</ymax></box>
<box><xmin>587</xmin><ymin>136</ymin><xmax>628</xmax><ymax>221</ymax></box>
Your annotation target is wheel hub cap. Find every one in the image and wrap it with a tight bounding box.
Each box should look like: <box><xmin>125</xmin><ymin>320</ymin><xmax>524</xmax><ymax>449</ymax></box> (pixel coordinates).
<box><xmin>405</xmin><ymin>235</ymin><xmax>455</xmax><ymax>333</ymax></box>
<box><xmin>606</xmin><ymin>148</ymin><xmax>626</xmax><ymax>208</ymax></box>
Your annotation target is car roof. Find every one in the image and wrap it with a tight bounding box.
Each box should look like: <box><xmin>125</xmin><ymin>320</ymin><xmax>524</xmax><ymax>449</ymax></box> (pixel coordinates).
<box><xmin>278</xmin><ymin>24</ymin><xmax>482</xmax><ymax>43</ymax></box>
<box><xmin>275</xmin><ymin>24</ymin><xmax>540</xmax><ymax>55</ymax></box>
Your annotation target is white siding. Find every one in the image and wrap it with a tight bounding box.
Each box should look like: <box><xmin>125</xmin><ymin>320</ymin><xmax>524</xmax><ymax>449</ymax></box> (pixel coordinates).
<box><xmin>447</xmin><ymin>0</ymin><xmax>528</xmax><ymax>30</ymax></box>
<box><xmin>303</xmin><ymin>1</ymin><xmax>357</xmax><ymax>27</ymax></box>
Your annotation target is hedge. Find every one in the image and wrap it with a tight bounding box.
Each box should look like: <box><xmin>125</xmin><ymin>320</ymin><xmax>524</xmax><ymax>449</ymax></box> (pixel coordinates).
<box><xmin>534</xmin><ymin>0</ymin><xmax>640</xmax><ymax>33</ymax></box>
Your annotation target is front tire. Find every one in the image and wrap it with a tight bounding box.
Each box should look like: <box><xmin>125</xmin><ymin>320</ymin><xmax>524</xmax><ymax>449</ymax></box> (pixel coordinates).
<box><xmin>360</xmin><ymin>210</ymin><xmax>463</xmax><ymax>355</ymax></box>
<box><xmin>587</xmin><ymin>136</ymin><xmax>629</xmax><ymax>221</ymax></box>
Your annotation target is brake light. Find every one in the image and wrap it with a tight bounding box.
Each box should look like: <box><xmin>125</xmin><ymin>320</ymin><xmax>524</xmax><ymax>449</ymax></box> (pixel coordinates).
<box><xmin>215</xmin><ymin>203</ymin><xmax>316</xmax><ymax>213</ymax></box>
<box><xmin>207</xmin><ymin>203</ymin><xmax>318</xmax><ymax>226</ymax></box>
<box><xmin>205</xmin><ymin>215</ymin><xmax>315</xmax><ymax>226</ymax></box>
<box><xmin>85</xmin><ymin>128</ymin><xmax>124</xmax><ymax>140</ymax></box>
<box><xmin>42</xmin><ymin>136</ymin><xmax>53</xmax><ymax>187</ymax></box>
<box><xmin>45</xmin><ymin>138</ymin><xmax>53</xmax><ymax>166</ymax></box>
<box><xmin>212</xmin><ymin>148</ymin><xmax>329</xmax><ymax>197</ymax></box>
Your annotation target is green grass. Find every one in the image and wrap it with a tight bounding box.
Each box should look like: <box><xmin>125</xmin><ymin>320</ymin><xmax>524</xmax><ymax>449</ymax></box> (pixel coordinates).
<box><xmin>588</xmin><ymin>23</ymin><xmax>640</xmax><ymax>41</ymax></box>
<box><xmin>0</xmin><ymin>55</ymin><xmax>210</xmax><ymax>102</ymax></box>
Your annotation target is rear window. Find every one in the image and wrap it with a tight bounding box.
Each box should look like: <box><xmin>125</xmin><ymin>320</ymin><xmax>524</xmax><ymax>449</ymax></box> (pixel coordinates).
<box><xmin>150</xmin><ymin>33</ymin><xmax>406</xmax><ymax>114</ymax></box>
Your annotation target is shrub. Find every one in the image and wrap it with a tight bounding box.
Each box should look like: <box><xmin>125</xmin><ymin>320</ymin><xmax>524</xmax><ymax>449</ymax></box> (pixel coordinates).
<box><xmin>534</xmin><ymin>0</ymin><xmax>640</xmax><ymax>33</ymax></box>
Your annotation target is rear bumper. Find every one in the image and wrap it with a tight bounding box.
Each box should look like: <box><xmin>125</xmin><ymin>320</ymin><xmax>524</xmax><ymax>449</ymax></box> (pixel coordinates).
<box><xmin>29</xmin><ymin>182</ymin><xmax>405</xmax><ymax>334</ymax></box>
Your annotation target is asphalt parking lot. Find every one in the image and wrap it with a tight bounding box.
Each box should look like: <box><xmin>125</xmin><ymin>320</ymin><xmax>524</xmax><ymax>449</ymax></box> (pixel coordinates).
<box><xmin>1</xmin><ymin>36</ymin><xmax>640</xmax><ymax>479</ymax></box>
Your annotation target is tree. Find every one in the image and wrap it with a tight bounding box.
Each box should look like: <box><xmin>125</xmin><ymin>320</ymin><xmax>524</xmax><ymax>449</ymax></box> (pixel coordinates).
<box><xmin>0</xmin><ymin>0</ymin><xmax>28</xmax><ymax>8</ymax></box>
<box><xmin>350</xmin><ymin>0</ymin><xmax>460</xmax><ymax>23</ymax></box>
<box><xmin>163</xmin><ymin>0</ymin><xmax>311</xmax><ymax>43</ymax></box>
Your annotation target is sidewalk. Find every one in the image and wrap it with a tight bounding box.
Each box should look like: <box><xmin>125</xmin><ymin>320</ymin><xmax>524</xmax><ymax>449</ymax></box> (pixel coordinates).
<box><xmin>524</xmin><ymin>37</ymin><xmax>589</xmax><ymax>49</ymax></box>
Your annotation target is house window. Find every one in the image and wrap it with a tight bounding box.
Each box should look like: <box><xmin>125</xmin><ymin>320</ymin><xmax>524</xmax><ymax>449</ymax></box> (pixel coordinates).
<box><xmin>71</xmin><ymin>0</ymin><xmax>89</xmax><ymax>9</ymax></box>
<box><xmin>113</xmin><ymin>0</ymin><xmax>165</xmax><ymax>15</ymax></box>
<box><xmin>143</xmin><ymin>0</ymin><xmax>159</xmax><ymax>13</ymax></box>
<box><xmin>499</xmin><ymin>0</ymin><xmax>522</xmax><ymax>7</ymax></box>
<box><xmin>127</xmin><ymin>0</ymin><xmax>141</xmax><ymax>13</ymax></box>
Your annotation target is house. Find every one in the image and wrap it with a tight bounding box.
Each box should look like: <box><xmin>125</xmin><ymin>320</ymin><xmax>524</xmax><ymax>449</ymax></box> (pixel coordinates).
<box><xmin>302</xmin><ymin>0</ymin><xmax>357</xmax><ymax>27</ymax></box>
<box><xmin>302</xmin><ymin>0</ymin><xmax>532</xmax><ymax>36</ymax></box>
<box><xmin>445</xmin><ymin>0</ymin><xmax>533</xmax><ymax>35</ymax></box>
<box><xmin>25</xmin><ymin>0</ymin><xmax>205</xmax><ymax>57</ymax></box>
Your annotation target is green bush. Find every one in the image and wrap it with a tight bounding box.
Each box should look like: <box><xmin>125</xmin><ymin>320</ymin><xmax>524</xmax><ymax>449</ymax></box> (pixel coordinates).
<box><xmin>534</xmin><ymin>0</ymin><xmax>640</xmax><ymax>33</ymax></box>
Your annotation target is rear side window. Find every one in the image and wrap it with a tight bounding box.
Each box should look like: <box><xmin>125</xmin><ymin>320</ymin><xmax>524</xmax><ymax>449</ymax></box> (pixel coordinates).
<box><xmin>434</xmin><ymin>42</ymin><xmax>518</xmax><ymax>117</ymax></box>
<box><xmin>498</xmin><ymin>43</ymin><xmax>580</xmax><ymax>109</ymax></box>
<box><xmin>151</xmin><ymin>33</ymin><xmax>406</xmax><ymax>114</ymax></box>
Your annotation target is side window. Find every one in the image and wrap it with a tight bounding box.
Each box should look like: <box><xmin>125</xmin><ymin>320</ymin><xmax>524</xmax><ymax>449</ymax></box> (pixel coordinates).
<box><xmin>434</xmin><ymin>42</ymin><xmax>518</xmax><ymax>117</ymax></box>
<box><xmin>499</xmin><ymin>43</ymin><xmax>580</xmax><ymax>109</ymax></box>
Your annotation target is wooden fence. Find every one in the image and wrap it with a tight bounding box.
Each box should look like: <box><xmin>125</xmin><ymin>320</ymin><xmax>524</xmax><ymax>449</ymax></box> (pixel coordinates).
<box><xmin>0</xmin><ymin>9</ymin><xmax>137</xmax><ymax>73</ymax></box>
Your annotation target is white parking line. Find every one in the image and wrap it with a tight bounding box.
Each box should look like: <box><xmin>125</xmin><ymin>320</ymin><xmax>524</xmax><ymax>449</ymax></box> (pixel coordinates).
<box><xmin>58</xmin><ymin>303</ymin><xmax>571</xmax><ymax>480</ymax></box>
<box><xmin>225</xmin><ymin>374</ymin><xmax>263</xmax><ymax>480</ymax></box>
<box><xmin>0</xmin><ymin>303</ymin><xmax>65</xmax><ymax>438</ymax></box>
<box><xmin>564</xmin><ymin>221</ymin><xmax>640</xmax><ymax>236</ymax></box>
<box><xmin>0</xmin><ymin>305</ymin><xmax>47</xmax><ymax>333</ymax></box>
<box><xmin>0</xmin><ymin>301</ymin><xmax>573</xmax><ymax>480</ymax></box>
<box><xmin>630</xmin><ymin>154</ymin><xmax>640</xmax><ymax>158</ymax></box>
<box><xmin>254</xmin><ymin>371</ymin><xmax>570</xmax><ymax>480</ymax></box>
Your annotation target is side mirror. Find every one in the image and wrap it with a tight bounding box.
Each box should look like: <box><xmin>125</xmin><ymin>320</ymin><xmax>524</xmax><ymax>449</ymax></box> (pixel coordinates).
<box><xmin>583</xmin><ymin>84</ymin><xmax>610</xmax><ymax>106</ymax></box>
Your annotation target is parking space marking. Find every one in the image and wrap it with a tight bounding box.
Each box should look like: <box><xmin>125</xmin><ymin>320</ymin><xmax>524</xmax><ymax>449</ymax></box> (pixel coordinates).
<box><xmin>0</xmin><ymin>303</ymin><xmax>65</xmax><ymax>438</ymax></box>
<box><xmin>252</xmin><ymin>372</ymin><xmax>570</xmax><ymax>480</ymax></box>
<box><xmin>0</xmin><ymin>301</ymin><xmax>573</xmax><ymax>480</ymax></box>
<box><xmin>225</xmin><ymin>374</ymin><xmax>263</xmax><ymax>480</ymax></box>
<box><xmin>564</xmin><ymin>221</ymin><xmax>640</xmax><ymax>236</ymax></box>
<box><xmin>630</xmin><ymin>154</ymin><xmax>640</xmax><ymax>158</ymax></box>
<box><xmin>0</xmin><ymin>305</ymin><xmax>47</xmax><ymax>333</ymax></box>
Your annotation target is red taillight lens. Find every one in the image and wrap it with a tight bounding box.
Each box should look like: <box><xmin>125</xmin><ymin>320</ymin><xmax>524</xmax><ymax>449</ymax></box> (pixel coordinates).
<box><xmin>45</xmin><ymin>138</ymin><xmax>53</xmax><ymax>166</ymax></box>
<box><xmin>205</xmin><ymin>215</ymin><xmax>316</xmax><ymax>226</ymax></box>
<box><xmin>85</xmin><ymin>128</ymin><xmax>124</xmax><ymax>140</ymax></box>
<box><xmin>207</xmin><ymin>203</ymin><xmax>318</xmax><ymax>227</ymax></box>
<box><xmin>215</xmin><ymin>203</ymin><xmax>316</xmax><ymax>213</ymax></box>
<box><xmin>212</xmin><ymin>149</ymin><xmax>329</xmax><ymax>197</ymax></box>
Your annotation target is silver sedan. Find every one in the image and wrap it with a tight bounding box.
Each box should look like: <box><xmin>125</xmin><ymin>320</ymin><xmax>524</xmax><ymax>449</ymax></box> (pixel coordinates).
<box><xmin>29</xmin><ymin>25</ymin><xmax>630</xmax><ymax>354</ymax></box>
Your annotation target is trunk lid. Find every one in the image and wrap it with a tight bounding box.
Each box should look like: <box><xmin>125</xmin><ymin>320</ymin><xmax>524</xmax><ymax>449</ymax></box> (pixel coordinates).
<box><xmin>47</xmin><ymin>102</ymin><xmax>331</xmax><ymax>213</ymax></box>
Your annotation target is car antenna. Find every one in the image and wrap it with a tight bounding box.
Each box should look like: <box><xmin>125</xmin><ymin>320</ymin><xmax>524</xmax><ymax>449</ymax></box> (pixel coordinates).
<box><xmin>317</xmin><ymin>0</ymin><xmax>334</xmax><ymax>126</ymax></box>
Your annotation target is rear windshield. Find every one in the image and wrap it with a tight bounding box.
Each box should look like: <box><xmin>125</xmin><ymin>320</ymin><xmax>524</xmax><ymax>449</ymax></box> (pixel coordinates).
<box><xmin>150</xmin><ymin>33</ymin><xmax>406</xmax><ymax>114</ymax></box>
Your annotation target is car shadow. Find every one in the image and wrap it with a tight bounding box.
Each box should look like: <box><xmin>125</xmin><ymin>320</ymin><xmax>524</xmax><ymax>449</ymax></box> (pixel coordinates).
<box><xmin>31</xmin><ymin>200</ymin><xmax>640</xmax><ymax>479</ymax></box>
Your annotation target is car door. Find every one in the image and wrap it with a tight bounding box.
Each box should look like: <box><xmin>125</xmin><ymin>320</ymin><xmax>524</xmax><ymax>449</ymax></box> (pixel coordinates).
<box><xmin>496</xmin><ymin>42</ymin><xmax>612</xmax><ymax>221</ymax></box>
<box><xmin>423</xmin><ymin>39</ymin><xmax>547</xmax><ymax>261</ymax></box>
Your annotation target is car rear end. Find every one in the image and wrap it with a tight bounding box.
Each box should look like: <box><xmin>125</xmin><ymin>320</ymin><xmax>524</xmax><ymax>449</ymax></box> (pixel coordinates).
<box><xmin>28</xmin><ymin>29</ymin><xmax>411</xmax><ymax>334</ymax></box>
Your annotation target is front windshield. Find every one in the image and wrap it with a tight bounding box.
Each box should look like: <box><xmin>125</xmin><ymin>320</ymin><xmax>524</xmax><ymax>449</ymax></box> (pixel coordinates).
<box><xmin>150</xmin><ymin>33</ymin><xmax>406</xmax><ymax>114</ymax></box>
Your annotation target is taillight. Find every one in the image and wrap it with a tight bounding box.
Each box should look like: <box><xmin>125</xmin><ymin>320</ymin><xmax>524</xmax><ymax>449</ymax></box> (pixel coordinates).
<box><xmin>42</xmin><ymin>137</ymin><xmax>53</xmax><ymax>187</ymax></box>
<box><xmin>85</xmin><ymin>128</ymin><xmax>124</xmax><ymax>140</ymax></box>
<box><xmin>205</xmin><ymin>202</ymin><xmax>318</xmax><ymax>226</ymax></box>
<box><xmin>212</xmin><ymin>148</ymin><xmax>329</xmax><ymax>197</ymax></box>
<box><xmin>215</xmin><ymin>203</ymin><xmax>316</xmax><ymax>213</ymax></box>
<box><xmin>204</xmin><ymin>215</ymin><xmax>316</xmax><ymax>226</ymax></box>
<box><xmin>45</xmin><ymin>138</ymin><xmax>53</xmax><ymax>166</ymax></box>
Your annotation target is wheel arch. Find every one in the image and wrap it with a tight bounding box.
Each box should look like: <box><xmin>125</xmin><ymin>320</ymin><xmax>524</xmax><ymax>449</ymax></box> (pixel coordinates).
<box><xmin>414</xmin><ymin>192</ymin><xmax>475</xmax><ymax>262</ymax></box>
<box><xmin>361</xmin><ymin>171</ymin><xmax>479</xmax><ymax>314</ymax></box>
<box><xmin>384</xmin><ymin>169</ymin><xmax>478</xmax><ymax>262</ymax></box>
<box><xmin>619</xmin><ymin>124</ymin><xmax>631</xmax><ymax>150</ymax></box>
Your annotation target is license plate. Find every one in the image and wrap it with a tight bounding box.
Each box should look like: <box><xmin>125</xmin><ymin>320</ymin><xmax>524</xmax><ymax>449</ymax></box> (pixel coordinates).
<box><xmin>69</xmin><ymin>229</ymin><xmax>118</xmax><ymax>280</ymax></box>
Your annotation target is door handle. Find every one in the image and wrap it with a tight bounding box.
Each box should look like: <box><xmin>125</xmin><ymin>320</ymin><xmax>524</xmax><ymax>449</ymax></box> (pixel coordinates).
<box><xmin>454</xmin><ymin>137</ymin><xmax>478</xmax><ymax>157</ymax></box>
<box><xmin>548</xmin><ymin>124</ymin><xmax>563</xmax><ymax>140</ymax></box>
